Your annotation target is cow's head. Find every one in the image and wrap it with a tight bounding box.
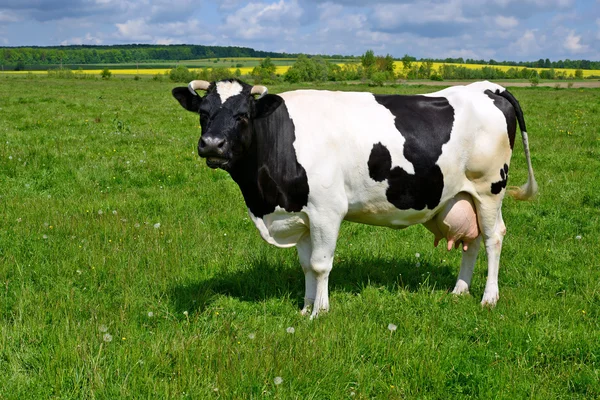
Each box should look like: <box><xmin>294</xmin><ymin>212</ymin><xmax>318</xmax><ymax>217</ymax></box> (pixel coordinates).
<box><xmin>172</xmin><ymin>79</ymin><xmax>282</xmax><ymax>171</ymax></box>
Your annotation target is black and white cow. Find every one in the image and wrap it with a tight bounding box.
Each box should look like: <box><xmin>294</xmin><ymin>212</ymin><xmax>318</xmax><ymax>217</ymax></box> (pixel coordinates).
<box><xmin>172</xmin><ymin>79</ymin><xmax>537</xmax><ymax>318</ymax></box>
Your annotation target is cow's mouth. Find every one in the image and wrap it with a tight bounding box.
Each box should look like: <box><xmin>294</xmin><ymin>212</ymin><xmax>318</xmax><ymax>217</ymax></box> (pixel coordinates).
<box><xmin>206</xmin><ymin>157</ymin><xmax>230</xmax><ymax>169</ymax></box>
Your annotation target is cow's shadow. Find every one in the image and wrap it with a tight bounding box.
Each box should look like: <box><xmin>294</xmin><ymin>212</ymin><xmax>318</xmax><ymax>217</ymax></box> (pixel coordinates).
<box><xmin>168</xmin><ymin>255</ymin><xmax>457</xmax><ymax>314</ymax></box>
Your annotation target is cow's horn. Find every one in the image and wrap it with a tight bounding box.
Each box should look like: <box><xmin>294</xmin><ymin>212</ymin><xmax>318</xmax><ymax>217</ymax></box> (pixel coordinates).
<box><xmin>188</xmin><ymin>80</ymin><xmax>210</xmax><ymax>95</ymax></box>
<box><xmin>251</xmin><ymin>85</ymin><xmax>268</xmax><ymax>99</ymax></box>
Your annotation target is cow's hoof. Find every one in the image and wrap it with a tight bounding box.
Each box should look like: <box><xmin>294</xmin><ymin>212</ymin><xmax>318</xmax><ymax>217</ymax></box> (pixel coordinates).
<box><xmin>309</xmin><ymin>306</ymin><xmax>329</xmax><ymax>320</ymax></box>
<box><xmin>452</xmin><ymin>281</ymin><xmax>470</xmax><ymax>295</ymax></box>
<box><xmin>300</xmin><ymin>305</ymin><xmax>312</xmax><ymax>316</ymax></box>
<box><xmin>480</xmin><ymin>291</ymin><xmax>499</xmax><ymax>307</ymax></box>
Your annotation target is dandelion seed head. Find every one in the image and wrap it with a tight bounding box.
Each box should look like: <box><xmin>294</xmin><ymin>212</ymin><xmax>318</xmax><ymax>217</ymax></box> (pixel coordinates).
<box><xmin>274</xmin><ymin>376</ymin><xmax>283</xmax><ymax>385</ymax></box>
<box><xmin>42</xmin><ymin>234</ymin><xmax>48</xmax><ymax>239</ymax></box>
<box><xmin>575</xmin><ymin>235</ymin><xmax>582</xmax><ymax>240</ymax></box>
<box><xmin>99</xmin><ymin>324</ymin><xmax>108</xmax><ymax>333</ymax></box>
<box><xmin>248</xmin><ymin>333</ymin><xmax>256</xmax><ymax>340</ymax></box>
<box><xmin>98</xmin><ymin>209</ymin><xmax>103</xmax><ymax>215</ymax></box>
<box><xmin>415</xmin><ymin>262</ymin><xmax>421</xmax><ymax>268</ymax></box>
<box><xmin>153</xmin><ymin>223</ymin><xmax>161</xmax><ymax>229</ymax></box>
<box><xmin>112</xmin><ymin>210</ymin><xmax>117</xmax><ymax>215</ymax></box>
<box><xmin>103</xmin><ymin>333</ymin><xmax>113</xmax><ymax>342</ymax></box>
<box><xmin>147</xmin><ymin>311</ymin><xmax>154</xmax><ymax>318</ymax></box>
<box><xmin>415</xmin><ymin>252</ymin><xmax>420</xmax><ymax>258</ymax></box>
<box><xmin>286</xmin><ymin>326</ymin><xmax>295</xmax><ymax>334</ymax></box>
<box><xmin>388</xmin><ymin>323</ymin><xmax>397</xmax><ymax>332</ymax></box>
<box><xmin>183</xmin><ymin>311</ymin><xmax>188</xmax><ymax>317</ymax></box>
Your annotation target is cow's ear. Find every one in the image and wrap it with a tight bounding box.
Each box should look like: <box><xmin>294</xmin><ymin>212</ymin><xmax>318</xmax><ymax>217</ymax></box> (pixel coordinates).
<box><xmin>172</xmin><ymin>87</ymin><xmax>201</xmax><ymax>112</ymax></box>
<box><xmin>254</xmin><ymin>94</ymin><xmax>283</xmax><ymax>119</ymax></box>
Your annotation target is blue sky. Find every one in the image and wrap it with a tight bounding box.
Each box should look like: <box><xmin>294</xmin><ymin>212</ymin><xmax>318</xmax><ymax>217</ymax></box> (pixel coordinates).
<box><xmin>1</xmin><ymin>0</ymin><xmax>599</xmax><ymax>61</ymax></box>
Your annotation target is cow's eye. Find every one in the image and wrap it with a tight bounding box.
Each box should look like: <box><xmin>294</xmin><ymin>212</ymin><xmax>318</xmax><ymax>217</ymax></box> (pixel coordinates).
<box><xmin>237</xmin><ymin>114</ymin><xmax>249</xmax><ymax>123</ymax></box>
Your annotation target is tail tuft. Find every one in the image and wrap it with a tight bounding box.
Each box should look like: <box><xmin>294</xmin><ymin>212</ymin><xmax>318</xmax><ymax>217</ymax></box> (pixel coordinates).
<box><xmin>508</xmin><ymin>180</ymin><xmax>538</xmax><ymax>200</ymax></box>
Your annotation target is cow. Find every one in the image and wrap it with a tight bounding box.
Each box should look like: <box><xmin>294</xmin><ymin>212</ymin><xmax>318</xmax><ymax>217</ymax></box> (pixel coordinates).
<box><xmin>172</xmin><ymin>79</ymin><xmax>537</xmax><ymax>319</ymax></box>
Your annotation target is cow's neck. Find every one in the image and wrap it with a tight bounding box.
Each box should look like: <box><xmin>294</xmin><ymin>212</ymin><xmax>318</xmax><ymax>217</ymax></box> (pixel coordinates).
<box><xmin>229</xmin><ymin>104</ymin><xmax>309</xmax><ymax>218</ymax></box>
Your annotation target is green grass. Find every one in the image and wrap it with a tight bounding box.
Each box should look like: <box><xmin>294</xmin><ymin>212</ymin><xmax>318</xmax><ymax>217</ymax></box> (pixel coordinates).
<box><xmin>1</xmin><ymin>76</ymin><xmax>599</xmax><ymax>399</ymax></box>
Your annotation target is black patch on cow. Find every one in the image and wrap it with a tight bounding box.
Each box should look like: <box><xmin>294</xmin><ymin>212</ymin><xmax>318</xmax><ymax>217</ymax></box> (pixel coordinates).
<box><xmin>370</xmin><ymin>95</ymin><xmax>454</xmax><ymax>210</ymax></box>
<box><xmin>491</xmin><ymin>163</ymin><xmax>509</xmax><ymax>194</ymax></box>
<box><xmin>368</xmin><ymin>143</ymin><xmax>392</xmax><ymax>182</ymax></box>
<box><xmin>485</xmin><ymin>89</ymin><xmax>517</xmax><ymax>149</ymax></box>
<box><xmin>229</xmin><ymin>99</ymin><xmax>309</xmax><ymax>218</ymax></box>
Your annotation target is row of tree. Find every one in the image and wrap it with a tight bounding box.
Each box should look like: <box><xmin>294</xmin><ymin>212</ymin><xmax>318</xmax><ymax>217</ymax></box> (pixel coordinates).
<box><xmin>245</xmin><ymin>52</ymin><xmax>590</xmax><ymax>85</ymax></box>
<box><xmin>0</xmin><ymin>44</ymin><xmax>298</xmax><ymax>68</ymax></box>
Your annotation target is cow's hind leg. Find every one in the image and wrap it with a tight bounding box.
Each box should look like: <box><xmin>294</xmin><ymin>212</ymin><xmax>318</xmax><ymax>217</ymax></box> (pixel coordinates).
<box><xmin>452</xmin><ymin>235</ymin><xmax>482</xmax><ymax>295</ymax></box>
<box><xmin>473</xmin><ymin>196</ymin><xmax>507</xmax><ymax>306</ymax></box>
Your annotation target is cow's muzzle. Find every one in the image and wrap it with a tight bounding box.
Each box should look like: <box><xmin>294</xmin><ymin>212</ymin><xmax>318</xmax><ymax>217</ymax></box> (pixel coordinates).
<box><xmin>198</xmin><ymin>136</ymin><xmax>230</xmax><ymax>169</ymax></box>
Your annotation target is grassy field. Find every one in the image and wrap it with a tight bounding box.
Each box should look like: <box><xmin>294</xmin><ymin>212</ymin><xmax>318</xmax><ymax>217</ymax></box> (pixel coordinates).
<box><xmin>1</xmin><ymin>76</ymin><xmax>599</xmax><ymax>399</ymax></box>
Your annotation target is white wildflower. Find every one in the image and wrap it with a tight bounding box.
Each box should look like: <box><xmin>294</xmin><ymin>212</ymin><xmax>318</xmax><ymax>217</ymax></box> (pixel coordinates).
<box><xmin>153</xmin><ymin>223</ymin><xmax>161</xmax><ymax>229</ymax></box>
<box><xmin>388</xmin><ymin>323</ymin><xmax>397</xmax><ymax>332</ymax></box>
<box><xmin>286</xmin><ymin>327</ymin><xmax>295</xmax><ymax>334</ymax></box>
<box><xmin>147</xmin><ymin>311</ymin><xmax>154</xmax><ymax>318</ymax></box>
<box><xmin>274</xmin><ymin>376</ymin><xmax>283</xmax><ymax>385</ymax></box>
<box><xmin>98</xmin><ymin>324</ymin><xmax>108</xmax><ymax>333</ymax></box>
<box><xmin>103</xmin><ymin>333</ymin><xmax>113</xmax><ymax>342</ymax></box>
<box><xmin>575</xmin><ymin>235</ymin><xmax>582</xmax><ymax>240</ymax></box>
<box><xmin>248</xmin><ymin>333</ymin><xmax>256</xmax><ymax>340</ymax></box>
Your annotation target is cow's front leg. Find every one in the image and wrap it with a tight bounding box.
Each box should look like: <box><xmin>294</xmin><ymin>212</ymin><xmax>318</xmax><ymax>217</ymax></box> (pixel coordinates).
<box><xmin>296</xmin><ymin>235</ymin><xmax>316</xmax><ymax>315</ymax></box>
<box><xmin>299</xmin><ymin>216</ymin><xmax>342</xmax><ymax>319</ymax></box>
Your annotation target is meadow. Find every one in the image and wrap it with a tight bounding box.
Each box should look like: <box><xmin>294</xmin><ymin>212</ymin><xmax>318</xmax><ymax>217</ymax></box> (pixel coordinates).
<box><xmin>0</xmin><ymin>75</ymin><xmax>599</xmax><ymax>399</ymax></box>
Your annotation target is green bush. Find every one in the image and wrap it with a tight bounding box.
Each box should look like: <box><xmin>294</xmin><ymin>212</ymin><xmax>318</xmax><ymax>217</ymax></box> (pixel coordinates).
<box><xmin>100</xmin><ymin>68</ymin><xmax>112</xmax><ymax>79</ymax></box>
<box><xmin>169</xmin><ymin>66</ymin><xmax>196</xmax><ymax>82</ymax></box>
<box><xmin>370</xmin><ymin>71</ymin><xmax>388</xmax><ymax>86</ymax></box>
<box><xmin>48</xmin><ymin>68</ymin><xmax>74</xmax><ymax>79</ymax></box>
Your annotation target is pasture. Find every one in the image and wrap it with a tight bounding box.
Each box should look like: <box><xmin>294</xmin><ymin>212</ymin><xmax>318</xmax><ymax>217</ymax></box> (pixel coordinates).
<box><xmin>1</xmin><ymin>76</ymin><xmax>599</xmax><ymax>398</ymax></box>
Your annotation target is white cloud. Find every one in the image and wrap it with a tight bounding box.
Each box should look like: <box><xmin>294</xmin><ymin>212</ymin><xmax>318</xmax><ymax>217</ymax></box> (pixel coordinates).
<box><xmin>372</xmin><ymin>0</ymin><xmax>470</xmax><ymax>29</ymax></box>
<box><xmin>116</xmin><ymin>18</ymin><xmax>153</xmax><ymax>41</ymax></box>
<box><xmin>0</xmin><ymin>10</ymin><xmax>20</xmax><ymax>23</ymax></box>
<box><xmin>495</xmin><ymin>15</ymin><xmax>518</xmax><ymax>29</ymax></box>
<box><xmin>511</xmin><ymin>29</ymin><xmax>543</xmax><ymax>55</ymax></box>
<box><xmin>563</xmin><ymin>30</ymin><xmax>589</xmax><ymax>53</ymax></box>
<box><xmin>221</xmin><ymin>0</ymin><xmax>303</xmax><ymax>40</ymax></box>
<box><xmin>60</xmin><ymin>33</ymin><xmax>103</xmax><ymax>45</ymax></box>
<box><xmin>318</xmin><ymin>3</ymin><xmax>365</xmax><ymax>31</ymax></box>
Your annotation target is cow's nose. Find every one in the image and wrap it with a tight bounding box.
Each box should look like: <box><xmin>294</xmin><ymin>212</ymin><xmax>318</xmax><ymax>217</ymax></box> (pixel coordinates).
<box><xmin>198</xmin><ymin>136</ymin><xmax>226</xmax><ymax>156</ymax></box>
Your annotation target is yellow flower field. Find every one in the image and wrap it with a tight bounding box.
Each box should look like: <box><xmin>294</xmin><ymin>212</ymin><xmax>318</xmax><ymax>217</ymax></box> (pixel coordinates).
<box><xmin>3</xmin><ymin>62</ymin><xmax>600</xmax><ymax>78</ymax></box>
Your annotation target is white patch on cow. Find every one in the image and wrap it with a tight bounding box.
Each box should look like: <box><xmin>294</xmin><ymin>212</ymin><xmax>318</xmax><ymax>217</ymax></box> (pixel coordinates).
<box><xmin>216</xmin><ymin>80</ymin><xmax>243</xmax><ymax>104</ymax></box>
<box><xmin>248</xmin><ymin>207</ymin><xmax>309</xmax><ymax>248</ymax></box>
<box><xmin>280</xmin><ymin>90</ymin><xmax>418</xmax><ymax>227</ymax></box>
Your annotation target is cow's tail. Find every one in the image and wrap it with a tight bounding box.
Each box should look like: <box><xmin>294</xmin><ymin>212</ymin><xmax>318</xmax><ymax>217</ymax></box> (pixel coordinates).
<box><xmin>496</xmin><ymin>89</ymin><xmax>538</xmax><ymax>200</ymax></box>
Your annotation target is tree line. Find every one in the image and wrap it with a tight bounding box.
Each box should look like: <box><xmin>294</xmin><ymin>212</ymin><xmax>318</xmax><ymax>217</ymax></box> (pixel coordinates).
<box><xmin>0</xmin><ymin>44</ymin><xmax>300</xmax><ymax>69</ymax></box>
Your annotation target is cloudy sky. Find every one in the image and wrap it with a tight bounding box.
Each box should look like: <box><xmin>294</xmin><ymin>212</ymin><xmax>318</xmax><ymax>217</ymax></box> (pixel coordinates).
<box><xmin>1</xmin><ymin>0</ymin><xmax>599</xmax><ymax>61</ymax></box>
